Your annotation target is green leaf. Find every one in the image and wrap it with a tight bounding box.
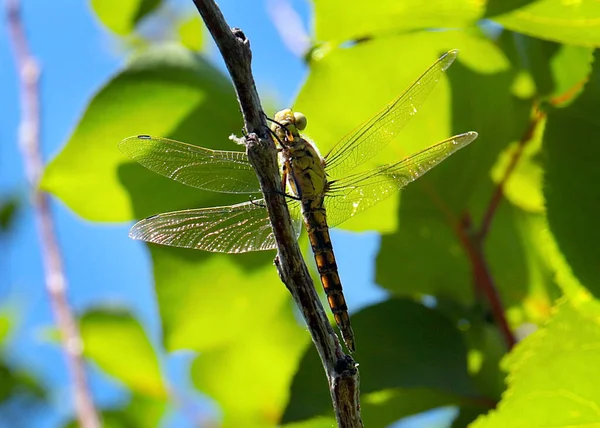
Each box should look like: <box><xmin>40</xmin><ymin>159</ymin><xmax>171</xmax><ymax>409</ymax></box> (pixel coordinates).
<box><xmin>490</xmin><ymin>135</ymin><xmax>544</xmax><ymax>214</ymax></box>
<box><xmin>0</xmin><ymin>359</ymin><xmax>47</xmax><ymax>419</ymax></box>
<box><xmin>498</xmin><ymin>33</ymin><xmax>593</xmax><ymax>102</ymax></box>
<box><xmin>484</xmin><ymin>0</ymin><xmax>537</xmax><ymax>18</ymax></box>
<box><xmin>544</xmin><ymin>50</ymin><xmax>600</xmax><ymax>297</ymax></box>
<box><xmin>376</xmin><ymin>38</ymin><xmax>534</xmax><ymax>304</ymax></box>
<box><xmin>0</xmin><ymin>315</ymin><xmax>10</xmax><ymax>344</ymax></box>
<box><xmin>297</xmin><ymin>31</ymin><xmax>504</xmax><ymax>233</ymax></box>
<box><xmin>177</xmin><ymin>15</ymin><xmax>204</xmax><ymax>52</ymax></box>
<box><xmin>90</xmin><ymin>0</ymin><xmax>162</xmax><ymax>35</ymax></box>
<box><xmin>151</xmin><ymin>245</ymin><xmax>308</xmax><ymax>426</ymax></box>
<box><xmin>282</xmin><ymin>299</ymin><xmax>481</xmax><ymax>424</ymax></box>
<box><xmin>471</xmin><ymin>298</ymin><xmax>600</xmax><ymax>427</ymax></box>
<box><xmin>313</xmin><ymin>0</ymin><xmax>482</xmax><ymax>43</ymax></box>
<box><xmin>549</xmin><ymin>45</ymin><xmax>593</xmax><ymax>104</ymax></box>
<box><xmin>493</xmin><ymin>0</ymin><xmax>600</xmax><ymax>47</ymax></box>
<box><xmin>80</xmin><ymin>308</ymin><xmax>166</xmax><ymax>398</ymax></box>
<box><xmin>42</xmin><ymin>45</ymin><xmax>240</xmax><ymax>222</ymax></box>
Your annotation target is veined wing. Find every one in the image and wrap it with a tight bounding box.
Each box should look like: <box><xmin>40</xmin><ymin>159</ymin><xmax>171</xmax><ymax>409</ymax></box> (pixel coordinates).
<box><xmin>130</xmin><ymin>199</ymin><xmax>303</xmax><ymax>253</ymax></box>
<box><xmin>324</xmin><ymin>132</ymin><xmax>478</xmax><ymax>228</ymax></box>
<box><xmin>324</xmin><ymin>50</ymin><xmax>458</xmax><ymax>179</ymax></box>
<box><xmin>119</xmin><ymin>135</ymin><xmax>260</xmax><ymax>194</ymax></box>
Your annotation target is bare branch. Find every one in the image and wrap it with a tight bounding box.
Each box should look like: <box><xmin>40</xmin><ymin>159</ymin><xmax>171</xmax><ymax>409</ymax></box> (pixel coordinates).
<box><xmin>5</xmin><ymin>1</ymin><xmax>100</xmax><ymax>426</ymax></box>
<box><xmin>191</xmin><ymin>0</ymin><xmax>362</xmax><ymax>425</ymax></box>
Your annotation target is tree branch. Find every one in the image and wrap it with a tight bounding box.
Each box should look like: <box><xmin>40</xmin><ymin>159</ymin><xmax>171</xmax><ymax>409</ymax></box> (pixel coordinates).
<box><xmin>191</xmin><ymin>0</ymin><xmax>362</xmax><ymax>425</ymax></box>
<box><xmin>5</xmin><ymin>1</ymin><xmax>100</xmax><ymax>427</ymax></box>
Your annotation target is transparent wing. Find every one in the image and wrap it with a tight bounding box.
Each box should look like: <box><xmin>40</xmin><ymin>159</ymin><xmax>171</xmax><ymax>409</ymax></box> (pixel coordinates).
<box><xmin>119</xmin><ymin>135</ymin><xmax>260</xmax><ymax>194</ymax></box>
<box><xmin>130</xmin><ymin>199</ymin><xmax>303</xmax><ymax>253</ymax></box>
<box><xmin>324</xmin><ymin>50</ymin><xmax>458</xmax><ymax>179</ymax></box>
<box><xmin>324</xmin><ymin>132</ymin><xmax>478</xmax><ymax>228</ymax></box>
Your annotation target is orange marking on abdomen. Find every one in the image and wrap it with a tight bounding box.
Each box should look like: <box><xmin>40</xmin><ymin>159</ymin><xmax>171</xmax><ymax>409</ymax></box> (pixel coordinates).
<box><xmin>305</xmin><ymin>217</ymin><xmax>356</xmax><ymax>352</ymax></box>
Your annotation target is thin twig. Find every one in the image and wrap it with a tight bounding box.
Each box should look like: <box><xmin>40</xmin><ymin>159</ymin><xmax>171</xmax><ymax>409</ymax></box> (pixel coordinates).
<box><xmin>5</xmin><ymin>1</ymin><xmax>101</xmax><ymax>427</ymax></box>
<box><xmin>478</xmin><ymin>109</ymin><xmax>542</xmax><ymax>240</ymax></box>
<box><xmin>191</xmin><ymin>1</ymin><xmax>362</xmax><ymax>426</ymax></box>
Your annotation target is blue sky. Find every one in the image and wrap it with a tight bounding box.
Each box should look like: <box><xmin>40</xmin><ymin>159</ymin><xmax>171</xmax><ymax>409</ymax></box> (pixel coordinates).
<box><xmin>0</xmin><ymin>0</ymin><xmax>395</xmax><ymax>426</ymax></box>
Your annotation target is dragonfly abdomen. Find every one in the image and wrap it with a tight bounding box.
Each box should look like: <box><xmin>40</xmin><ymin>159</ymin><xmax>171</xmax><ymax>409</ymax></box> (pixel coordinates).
<box><xmin>303</xmin><ymin>203</ymin><xmax>356</xmax><ymax>352</ymax></box>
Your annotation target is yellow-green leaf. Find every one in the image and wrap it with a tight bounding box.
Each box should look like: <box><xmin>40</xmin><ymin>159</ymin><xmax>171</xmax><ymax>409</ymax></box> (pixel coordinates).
<box><xmin>494</xmin><ymin>0</ymin><xmax>600</xmax><ymax>47</ymax></box>
<box><xmin>151</xmin><ymin>245</ymin><xmax>308</xmax><ymax>426</ymax></box>
<box><xmin>90</xmin><ymin>0</ymin><xmax>162</xmax><ymax>35</ymax></box>
<box><xmin>297</xmin><ymin>31</ymin><xmax>498</xmax><ymax>233</ymax></box>
<box><xmin>81</xmin><ymin>309</ymin><xmax>166</xmax><ymax>398</ymax></box>
<box><xmin>178</xmin><ymin>14</ymin><xmax>204</xmax><ymax>52</ymax></box>
<box><xmin>472</xmin><ymin>298</ymin><xmax>600</xmax><ymax>427</ymax></box>
<box><xmin>314</xmin><ymin>0</ymin><xmax>482</xmax><ymax>43</ymax></box>
<box><xmin>41</xmin><ymin>45</ymin><xmax>240</xmax><ymax>222</ymax></box>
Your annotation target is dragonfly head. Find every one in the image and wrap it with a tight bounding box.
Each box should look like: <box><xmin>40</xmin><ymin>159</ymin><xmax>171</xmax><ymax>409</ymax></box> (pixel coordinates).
<box><xmin>270</xmin><ymin>109</ymin><xmax>307</xmax><ymax>144</ymax></box>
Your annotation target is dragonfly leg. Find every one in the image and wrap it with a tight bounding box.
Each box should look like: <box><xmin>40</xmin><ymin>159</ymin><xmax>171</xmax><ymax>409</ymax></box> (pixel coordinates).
<box><xmin>265</xmin><ymin>122</ymin><xmax>287</xmax><ymax>149</ymax></box>
<box><xmin>267</xmin><ymin>189</ymin><xmax>301</xmax><ymax>201</ymax></box>
<box><xmin>248</xmin><ymin>197</ymin><xmax>266</xmax><ymax>208</ymax></box>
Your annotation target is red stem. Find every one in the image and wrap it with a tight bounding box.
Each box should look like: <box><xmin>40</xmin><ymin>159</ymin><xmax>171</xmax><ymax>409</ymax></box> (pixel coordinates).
<box><xmin>458</xmin><ymin>214</ymin><xmax>517</xmax><ymax>350</ymax></box>
<box><xmin>5</xmin><ymin>1</ymin><xmax>100</xmax><ymax>426</ymax></box>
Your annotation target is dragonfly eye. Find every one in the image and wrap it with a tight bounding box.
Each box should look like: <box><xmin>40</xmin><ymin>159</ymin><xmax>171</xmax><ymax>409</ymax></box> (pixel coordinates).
<box><xmin>293</xmin><ymin>112</ymin><xmax>307</xmax><ymax>131</ymax></box>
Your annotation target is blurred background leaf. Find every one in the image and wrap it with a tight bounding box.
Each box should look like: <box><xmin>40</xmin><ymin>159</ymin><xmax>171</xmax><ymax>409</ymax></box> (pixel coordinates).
<box><xmin>90</xmin><ymin>0</ymin><xmax>163</xmax><ymax>35</ymax></box>
<box><xmin>41</xmin><ymin>45</ymin><xmax>240</xmax><ymax>222</ymax></box>
<box><xmin>80</xmin><ymin>308</ymin><xmax>167</xmax><ymax>398</ymax></box>
<box><xmin>177</xmin><ymin>14</ymin><xmax>204</xmax><ymax>51</ymax></box>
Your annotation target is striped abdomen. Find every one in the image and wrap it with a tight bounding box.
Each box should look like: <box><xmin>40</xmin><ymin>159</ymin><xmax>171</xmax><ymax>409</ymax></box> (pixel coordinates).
<box><xmin>303</xmin><ymin>201</ymin><xmax>356</xmax><ymax>352</ymax></box>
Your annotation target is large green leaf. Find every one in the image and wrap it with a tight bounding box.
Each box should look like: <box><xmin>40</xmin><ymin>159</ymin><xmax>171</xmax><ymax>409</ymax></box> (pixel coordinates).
<box><xmin>493</xmin><ymin>0</ymin><xmax>600</xmax><ymax>47</ymax></box>
<box><xmin>544</xmin><ymin>50</ymin><xmax>600</xmax><ymax>297</ymax></box>
<box><xmin>296</xmin><ymin>31</ymin><xmax>504</xmax><ymax>233</ymax></box>
<box><xmin>0</xmin><ymin>358</ymin><xmax>47</xmax><ymax>424</ymax></box>
<box><xmin>376</xmin><ymin>36</ymin><xmax>534</xmax><ymax>305</ymax></box>
<box><xmin>151</xmin><ymin>245</ymin><xmax>308</xmax><ymax>426</ymax></box>
<box><xmin>282</xmin><ymin>299</ymin><xmax>482</xmax><ymax>424</ymax></box>
<box><xmin>472</xmin><ymin>298</ymin><xmax>600</xmax><ymax>427</ymax></box>
<box><xmin>80</xmin><ymin>309</ymin><xmax>166</xmax><ymax>398</ymax></box>
<box><xmin>90</xmin><ymin>0</ymin><xmax>162</xmax><ymax>35</ymax></box>
<box><xmin>42</xmin><ymin>45</ymin><xmax>240</xmax><ymax>222</ymax></box>
<box><xmin>313</xmin><ymin>0</ymin><xmax>482</xmax><ymax>43</ymax></box>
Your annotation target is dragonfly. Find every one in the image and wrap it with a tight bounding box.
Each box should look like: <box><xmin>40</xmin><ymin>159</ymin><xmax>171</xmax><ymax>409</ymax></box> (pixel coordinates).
<box><xmin>118</xmin><ymin>49</ymin><xmax>478</xmax><ymax>353</ymax></box>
